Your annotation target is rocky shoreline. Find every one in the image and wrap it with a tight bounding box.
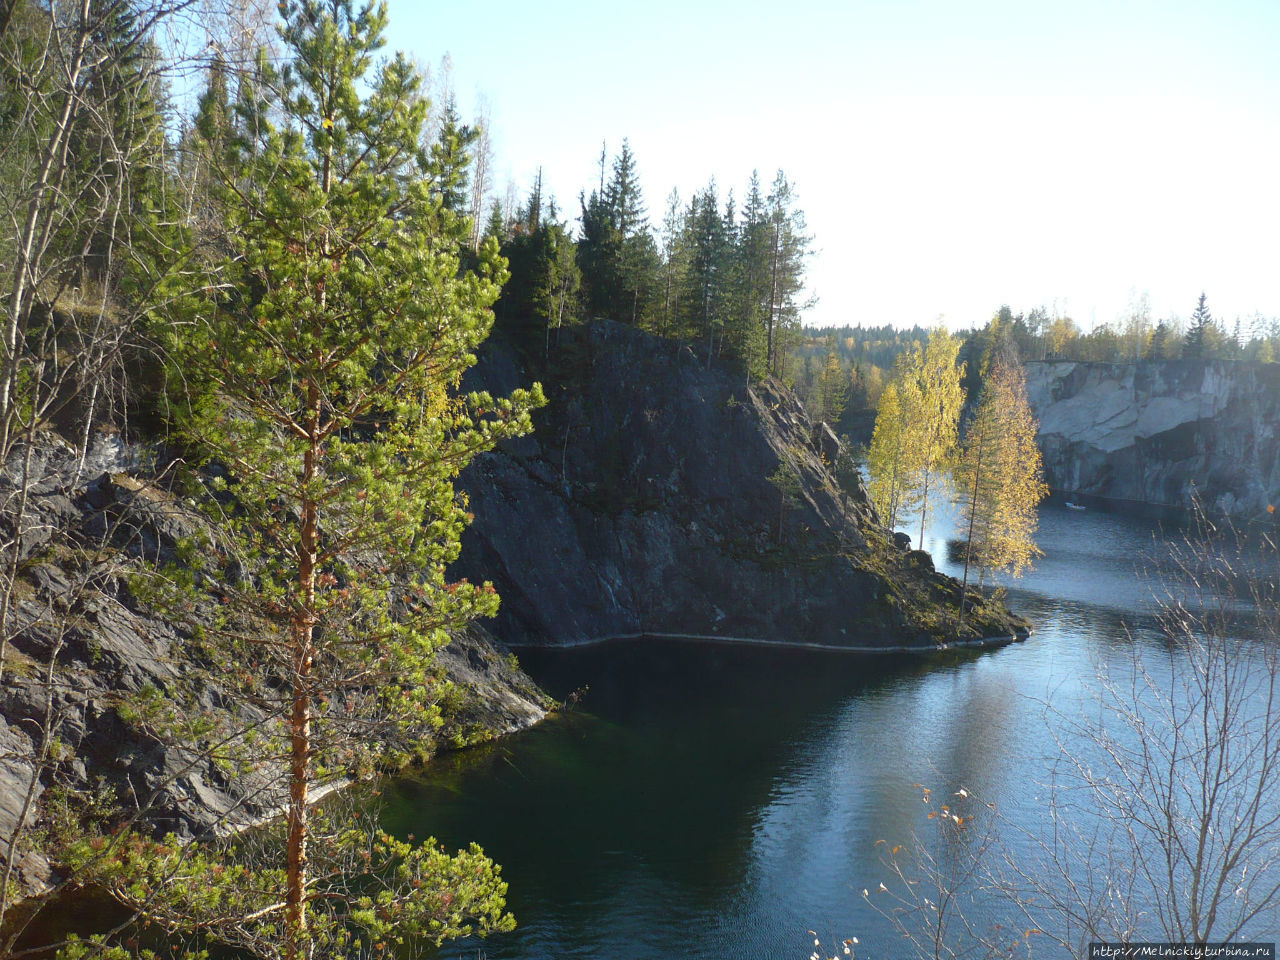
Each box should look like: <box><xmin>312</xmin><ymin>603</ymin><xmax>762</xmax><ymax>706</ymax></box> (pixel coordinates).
<box><xmin>509</xmin><ymin>627</ymin><xmax>1031</xmax><ymax>655</ymax></box>
<box><xmin>454</xmin><ymin>321</ymin><xmax>1027</xmax><ymax>650</ymax></box>
<box><xmin>0</xmin><ymin>430</ymin><xmax>548</xmax><ymax>898</ymax></box>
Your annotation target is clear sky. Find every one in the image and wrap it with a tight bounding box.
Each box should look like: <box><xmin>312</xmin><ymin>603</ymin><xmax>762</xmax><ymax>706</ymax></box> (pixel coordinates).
<box><xmin>386</xmin><ymin>0</ymin><xmax>1280</xmax><ymax>332</ymax></box>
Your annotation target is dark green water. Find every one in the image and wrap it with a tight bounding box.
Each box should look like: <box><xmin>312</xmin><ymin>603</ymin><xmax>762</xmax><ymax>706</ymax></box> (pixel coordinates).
<box><xmin>385</xmin><ymin>641</ymin><xmax>971</xmax><ymax>958</ymax></box>
<box><xmin>380</xmin><ymin>503</ymin><xmax>1280</xmax><ymax>959</ymax></box>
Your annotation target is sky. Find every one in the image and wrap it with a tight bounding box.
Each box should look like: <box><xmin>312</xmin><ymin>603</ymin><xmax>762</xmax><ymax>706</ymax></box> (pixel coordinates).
<box><xmin>385</xmin><ymin>0</ymin><xmax>1280</xmax><ymax>332</ymax></box>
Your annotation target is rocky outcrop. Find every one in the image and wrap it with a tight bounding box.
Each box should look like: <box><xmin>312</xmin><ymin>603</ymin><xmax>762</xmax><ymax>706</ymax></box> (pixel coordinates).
<box><xmin>0</xmin><ymin>324</ymin><xmax>1031</xmax><ymax>896</ymax></box>
<box><xmin>455</xmin><ymin>321</ymin><xmax>1025</xmax><ymax>649</ymax></box>
<box><xmin>0</xmin><ymin>431</ymin><xmax>548</xmax><ymax>895</ymax></box>
<box><xmin>1025</xmin><ymin>360</ymin><xmax>1280</xmax><ymax>517</ymax></box>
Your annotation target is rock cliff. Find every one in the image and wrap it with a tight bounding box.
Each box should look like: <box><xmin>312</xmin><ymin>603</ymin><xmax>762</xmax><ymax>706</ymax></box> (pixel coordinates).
<box><xmin>1025</xmin><ymin>360</ymin><xmax>1280</xmax><ymax>517</ymax></box>
<box><xmin>1</xmin><ymin>323</ymin><xmax>1029</xmax><ymax>897</ymax></box>
<box><xmin>0</xmin><ymin>432</ymin><xmax>548</xmax><ymax>895</ymax></box>
<box><xmin>455</xmin><ymin>321</ymin><xmax>1025</xmax><ymax>649</ymax></box>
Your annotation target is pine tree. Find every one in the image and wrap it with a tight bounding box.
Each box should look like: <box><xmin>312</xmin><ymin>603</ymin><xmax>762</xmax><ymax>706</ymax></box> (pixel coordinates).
<box><xmin>763</xmin><ymin>170</ymin><xmax>811</xmax><ymax>377</ymax></box>
<box><xmin>91</xmin><ymin>4</ymin><xmax>541</xmax><ymax>957</ymax></box>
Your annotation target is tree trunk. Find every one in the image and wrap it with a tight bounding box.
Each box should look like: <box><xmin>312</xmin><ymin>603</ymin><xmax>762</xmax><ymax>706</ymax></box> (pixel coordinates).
<box><xmin>959</xmin><ymin>429</ymin><xmax>984</xmax><ymax>624</ymax></box>
<box><xmin>286</xmin><ymin>397</ymin><xmax>321</xmax><ymax>959</ymax></box>
<box><xmin>285</xmin><ymin>647</ymin><xmax>313</xmax><ymax>960</ymax></box>
<box><xmin>1</xmin><ymin>0</ymin><xmax>93</xmax><ymax>459</ymax></box>
<box><xmin>766</xmin><ymin>222</ymin><xmax>780</xmax><ymax>376</ymax></box>
<box><xmin>917</xmin><ymin>467</ymin><xmax>930</xmax><ymax>551</ymax></box>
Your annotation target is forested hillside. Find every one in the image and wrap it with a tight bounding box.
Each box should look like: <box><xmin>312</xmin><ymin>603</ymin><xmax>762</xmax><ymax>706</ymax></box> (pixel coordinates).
<box><xmin>790</xmin><ymin>299</ymin><xmax>1280</xmax><ymax>447</ymax></box>
<box><xmin>0</xmin><ymin>3</ymin><xmax>1025</xmax><ymax>958</ymax></box>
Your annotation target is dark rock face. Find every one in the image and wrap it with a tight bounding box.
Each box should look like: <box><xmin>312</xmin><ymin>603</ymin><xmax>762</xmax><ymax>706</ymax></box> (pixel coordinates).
<box><xmin>0</xmin><ymin>432</ymin><xmax>547</xmax><ymax>895</ymax></box>
<box><xmin>455</xmin><ymin>322</ymin><xmax>1024</xmax><ymax>649</ymax></box>
<box><xmin>1026</xmin><ymin>360</ymin><xmax>1280</xmax><ymax>517</ymax></box>
<box><xmin>0</xmin><ymin>324</ymin><xmax>1030</xmax><ymax>896</ymax></box>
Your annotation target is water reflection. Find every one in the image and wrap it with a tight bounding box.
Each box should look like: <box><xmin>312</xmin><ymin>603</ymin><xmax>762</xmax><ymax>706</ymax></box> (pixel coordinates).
<box><xmin>392</xmin><ymin>502</ymin><xmax>1277</xmax><ymax>959</ymax></box>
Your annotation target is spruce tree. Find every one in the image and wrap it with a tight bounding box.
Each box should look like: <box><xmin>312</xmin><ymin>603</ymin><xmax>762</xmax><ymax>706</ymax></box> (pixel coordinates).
<box><xmin>577</xmin><ymin>140</ymin><xmax>658</xmax><ymax>324</ymax></box>
<box><xmin>679</xmin><ymin>181</ymin><xmax>731</xmax><ymax>363</ymax></box>
<box><xmin>498</xmin><ymin>182</ymin><xmax>581</xmax><ymax>357</ymax></box>
<box><xmin>577</xmin><ymin>184</ymin><xmax>622</xmax><ymax>318</ymax></box>
<box><xmin>656</xmin><ymin>187</ymin><xmax>687</xmax><ymax>338</ymax></box>
<box><xmin>731</xmin><ymin>171</ymin><xmax>772</xmax><ymax>381</ymax></box>
<box><xmin>69</xmin><ymin>0</ymin><xmax>169</xmax><ymax>284</ymax></box>
<box><xmin>1184</xmin><ymin>291</ymin><xmax>1215</xmax><ymax>360</ymax></box>
<box><xmin>428</xmin><ymin>94</ymin><xmax>480</xmax><ymax>213</ymax></box>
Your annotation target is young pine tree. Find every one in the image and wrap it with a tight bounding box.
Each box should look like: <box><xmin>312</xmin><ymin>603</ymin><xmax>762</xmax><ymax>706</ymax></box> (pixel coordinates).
<box><xmin>84</xmin><ymin>4</ymin><xmax>542</xmax><ymax>959</ymax></box>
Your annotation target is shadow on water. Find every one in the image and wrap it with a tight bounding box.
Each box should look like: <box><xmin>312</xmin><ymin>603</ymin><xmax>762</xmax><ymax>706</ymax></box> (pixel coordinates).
<box><xmin>385</xmin><ymin>641</ymin><xmax>967</xmax><ymax>959</ymax></box>
<box><xmin>385</xmin><ymin>500</ymin><xmax>1280</xmax><ymax>959</ymax></box>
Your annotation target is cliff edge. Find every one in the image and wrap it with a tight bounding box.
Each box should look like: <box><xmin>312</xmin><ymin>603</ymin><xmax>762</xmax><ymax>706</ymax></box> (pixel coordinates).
<box><xmin>1026</xmin><ymin>360</ymin><xmax>1280</xmax><ymax>517</ymax></box>
<box><xmin>455</xmin><ymin>321</ymin><xmax>1025</xmax><ymax>649</ymax></box>
<box><xmin>0</xmin><ymin>432</ymin><xmax>548</xmax><ymax>896</ymax></box>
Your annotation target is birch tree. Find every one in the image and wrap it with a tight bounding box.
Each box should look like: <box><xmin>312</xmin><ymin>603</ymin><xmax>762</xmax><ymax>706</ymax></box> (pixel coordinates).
<box><xmin>872</xmin><ymin>328</ymin><xmax>964</xmax><ymax>548</ymax></box>
<box><xmin>0</xmin><ymin>1</ymin><xmax>198</xmax><ymax>934</ymax></box>
<box><xmin>866</xmin><ymin>380</ymin><xmax>915</xmax><ymax>531</ymax></box>
<box><xmin>953</xmin><ymin>358</ymin><xmax>1047</xmax><ymax>616</ymax></box>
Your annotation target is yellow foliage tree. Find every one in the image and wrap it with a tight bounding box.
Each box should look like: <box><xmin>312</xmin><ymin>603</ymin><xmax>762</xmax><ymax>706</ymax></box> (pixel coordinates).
<box><xmin>902</xmin><ymin>328</ymin><xmax>965</xmax><ymax>549</ymax></box>
<box><xmin>867</xmin><ymin>328</ymin><xmax>965</xmax><ymax>546</ymax></box>
<box><xmin>954</xmin><ymin>358</ymin><xmax>1049</xmax><ymax>616</ymax></box>
<box><xmin>867</xmin><ymin>381</ymin><xmax>913</xmax><ymax>529</ymax></box>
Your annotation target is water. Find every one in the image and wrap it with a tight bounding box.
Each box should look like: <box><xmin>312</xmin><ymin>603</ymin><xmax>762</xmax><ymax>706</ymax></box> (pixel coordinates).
<box><xmin>382</xmin><ymin>503</ymin><xmax>1280</xmax><ymax>958</ymax></box>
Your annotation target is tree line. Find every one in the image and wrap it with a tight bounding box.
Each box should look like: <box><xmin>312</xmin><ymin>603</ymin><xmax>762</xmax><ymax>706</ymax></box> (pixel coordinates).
<box><xmin>967</xmin><ymin>296</ymin><xmax>1280</xmax><ymax>364</ymax></box>
<box><xmin>488</xmin><ymin>143</ymin><xmax>813</xmax><ymax>381</ymax></box>
<box><xmin>790</xmin><ymin>291</ymin><xmax>1280</xmax><ymax>447</ymax></box>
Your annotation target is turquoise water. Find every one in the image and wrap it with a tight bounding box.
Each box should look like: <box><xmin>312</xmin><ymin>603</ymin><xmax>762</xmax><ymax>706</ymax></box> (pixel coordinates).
<box><xmin>383</xmin><ymin>504</ymin><xmax>1280</xmax><ymax>958</ymax></box>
